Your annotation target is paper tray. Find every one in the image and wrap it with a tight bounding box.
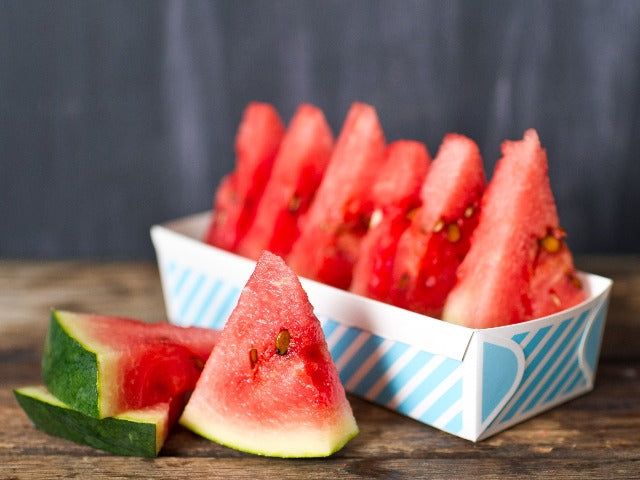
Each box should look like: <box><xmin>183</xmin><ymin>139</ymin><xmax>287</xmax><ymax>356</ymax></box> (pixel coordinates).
<box><xmin>151</xmin><ymin>211</ymin><xmax>612</xmax><ymax>441</ymax></box>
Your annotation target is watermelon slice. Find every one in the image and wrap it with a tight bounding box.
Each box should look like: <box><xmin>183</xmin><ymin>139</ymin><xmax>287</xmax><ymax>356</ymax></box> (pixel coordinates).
<box><xmin>15</xmin><ymin>386</ymin><xmax>172</xmax><ymax>457</ymax></box>
<box><xmin>180</xmin><ymin>251</ymin><xmax>358</xmax><ymax>458</ymax></box>
<box><xmin>42</xmin><ymin>310</ymin><xmax>219</xmax><ymax>418</ymax></box>
<box><xmin>390</xmin><ymin>134</ymin><xmax>486</xmax><ymax>317</ymax></box>
<box><xmin>442</xmin><ymin>129</ymin><xmax>586</xmax><ymax>328</ymax></box>
<box><xmin>287</xmin><ymin>102</ymin><xmax>387</xmax><ymax>289</ymax></box>
<box><xmin>350</xmin><ymin>140</ymin><xmax>431</xmax><ymax>301</ymax></box>
<box><xmin>204</xmin><ymin>102</ymin><xmax>285</xmax><ymax>252</ymax></box>
<box><xmin>236</xmin><ymin>103</ymin><xmax>334</xmax><ymax>260</ymax></box>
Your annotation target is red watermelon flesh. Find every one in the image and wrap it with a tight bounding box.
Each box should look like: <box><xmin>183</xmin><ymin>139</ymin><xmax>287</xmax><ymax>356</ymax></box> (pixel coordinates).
<box><xmin>180</xmin><ymin>251</ymin><xmax>358</xmax><ymax>457</ymax></box>
<box><xmin>287</xmin><ymin>102</ymin><xmax>387</xmax><ymax>289</ymax></box>
<box><xmin>390</xmin><ymin>134</ymin><xmax>486</xmax><ymax>317</ymax></box>
<box><xmin>42</xmin><ymin>310</ymin><xmax>219</xmax><ymax>418</ymax></box>
<box><xmin>205</xmin><ymin>102</ymin><xmax>285</xmax><ymax>252</ymax></box>
<box><xmin>236</xmin><ymin>104</ymin><xmax>334</xmax><ymax>260</ymax></box>
<box><xmin>350</xmin><ymin>140</ymin><xmax>431</xmax><ymax>300</ymax></box>
<box><xmin>442</xmin><ymin>129</ymin><xmax>586</xmax><ymax>328</ymax></box>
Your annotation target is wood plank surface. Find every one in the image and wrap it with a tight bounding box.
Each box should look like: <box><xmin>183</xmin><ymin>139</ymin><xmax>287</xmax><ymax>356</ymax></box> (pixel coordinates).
<box><xmin>1</xmin><ymin>258</ymin><xmax>639</xmax><ymax>479</ymax></box>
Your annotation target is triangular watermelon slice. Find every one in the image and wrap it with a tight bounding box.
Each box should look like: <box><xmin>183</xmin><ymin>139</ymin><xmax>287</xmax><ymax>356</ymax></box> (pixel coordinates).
<box><xmin>205</xmin><ymin>102</ymin><xmax>285</xmax><ymax>252</ymax></box>
<box><xmin>350</xmin><ymin>140</ymin><xmax>431</xmax><ymax>301</ymax></box>
<box><xmin>442</xmin><ymin>129</ymin><xmax>587</xmax><ymax>328</ymax></box>
<box><xmin>42</xmin><ymin>310</ymin><xmax>219</xmax><ymax>419</ymax></box>
<box><xmin>180</xmin><ymin>251</ymin><xmax>358</xmax><ymax>458</ymax></box>
<box><xmin>236</xmin><ymin>103</ymin><xmax>334</xmax><ymax>260</ymax></box>
<box><xmin>390</xmin><ymin>133</ymin><xmax>486</xmax><ymax>317</ymax></box>
<box><xmin>287</xmin><ymin>102</ymin><xmax>387</xmax><ymax>289</ymax></box>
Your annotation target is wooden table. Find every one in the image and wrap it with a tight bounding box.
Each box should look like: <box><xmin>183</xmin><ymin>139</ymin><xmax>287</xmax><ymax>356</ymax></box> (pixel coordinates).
<box><xmin>1</xmin><ymin>257</ymin><xmax>639</xmax><ymax>479</ymax></box>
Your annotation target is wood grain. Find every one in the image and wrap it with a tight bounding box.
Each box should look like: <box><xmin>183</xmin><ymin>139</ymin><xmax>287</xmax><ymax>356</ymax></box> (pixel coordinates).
<box><xmin>1</xmin><ymin>259</ymin><xmax>639</xmax><ymax>479</ymax></box>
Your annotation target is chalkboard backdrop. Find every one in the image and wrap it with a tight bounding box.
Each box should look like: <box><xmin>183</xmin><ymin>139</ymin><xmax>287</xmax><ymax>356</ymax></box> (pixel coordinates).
<box><xmin>2</xmin><ymin>1</ymin><xmax>639</xmax><ymax>258</ymax></box>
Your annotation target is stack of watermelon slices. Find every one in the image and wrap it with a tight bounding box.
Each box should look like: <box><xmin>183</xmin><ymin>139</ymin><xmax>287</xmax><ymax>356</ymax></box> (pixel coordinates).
<box><xmin>16</xmin><ymin>254</ymin><xmax>358</xmax><ymax>458</ymax></box>
<box><xmin>205</xmin><ymin>102</ymin><xmax>587</xmax><ymax>327</ymax></box>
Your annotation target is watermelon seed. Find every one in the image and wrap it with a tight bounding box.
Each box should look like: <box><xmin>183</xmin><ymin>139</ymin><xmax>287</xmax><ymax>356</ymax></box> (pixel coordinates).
<box><xmin>433</xmin><ymin>220</ymin><xmax>445</xmax><ymax>233</ymax></box>
<box><xmin>288</xmin><ymin>194</ymin><xmax>301</xmax><ymax>213</ymax></box>
<box><xmin>406</xmin><ymin>208</ymin><xmax>419</xmax><ymax>221</ymax></box>
<box><xmin>568</xmin><ymin>273</ymin><xmax>583</xmax><ymax>289</ymax></box>
<box><xmin>550</xmin><ymin>291</ymin><xmax>561</xmax><ymax>307</ymax></box>
<box><xmin>370</xmin><ymin>209</ymin><xmax>383</xmax><ymax>229</ymax></box>
<box><xmin>464</xmin><ymin>206</ymin><xmax>474</xmax><ymax>218</ymax></box>
<box><xmin>446</xmin><ymin>224</ymin><xmax>461</xmax><ymax>243</ymax></box>
<box><xmin>275</xmin><ymin>329</ymin><xmax>290</xmax><ymax>355</ymax></box>
<box><xmin>540</xmin><ymin>235</ymin><xmax>561</xmax><ymax>253</ymax></box>
<box><xmin>249</xmin><ymin>348</ymin><xmax>258</xmax><ymax>368</ymax></box>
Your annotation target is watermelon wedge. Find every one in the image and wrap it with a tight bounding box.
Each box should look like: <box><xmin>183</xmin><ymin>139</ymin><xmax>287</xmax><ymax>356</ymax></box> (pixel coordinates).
<box><xmin>236</xmin><ymin>103</ymin><xmax>334</xmax><ymax>260</ymax></box>
<box><xmin>180</xmin><ymin>251</ymin><xmax>358</xmax><ymax>458</ymax></box>
<box><xmin>442</xmin><ymin>129</ymin><xmax>586</xmax><ymax>328</ymax></box>
<box><xmin>204</xmin><ymin>102</ymin><xmax>285</xmax><ymax>252</ymax></box>
<box><xmin>350</xmin><ymin>140</ymin><xmax>431</xmax><ymax>301</ymax></box>
<box><xmin>42</xmin><ymin>310</ymin><xmax>219</xmax><ymax>418</ymax></box>
<box><xmin>390</xmin><ymin>134</ymin><xmax>486</xmax><ymax>317</ymax></box>
<box><xmin>15</xmin><ymin>386</ymin><xmax>172</xmax><ymax>457</ymax></box>
<box><xmin>287</xmin><ymin>102</ymin><xmax>387</xmax><ymax>289</ymax></box>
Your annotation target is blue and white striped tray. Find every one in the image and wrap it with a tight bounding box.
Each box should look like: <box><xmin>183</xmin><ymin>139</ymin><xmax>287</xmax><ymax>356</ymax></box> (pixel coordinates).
<box><xmin>151</xmin><ymin>212</ymin><xmax>612</xmax><ymax>441</ymax></box>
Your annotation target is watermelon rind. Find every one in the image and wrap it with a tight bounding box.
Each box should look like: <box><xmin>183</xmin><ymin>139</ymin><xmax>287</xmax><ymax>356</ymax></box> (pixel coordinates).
<box><xmin>14</xmin><ymin>386</ymin><xmax>169</xmax><ymax>457</ymax></box>
<box><xmin>42</xmin><ymin>310</ymin><xmax>106</xmax><ymax>418</ymax></box>
<box><xmin>180</xmin><ymin>409</ymin><xmax>358</xmax><ymax>458</ymax></box>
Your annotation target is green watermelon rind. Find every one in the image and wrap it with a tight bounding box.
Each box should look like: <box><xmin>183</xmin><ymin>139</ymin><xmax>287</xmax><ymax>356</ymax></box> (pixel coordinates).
<box><xmin>180</xmin><ymin>412</ymin><xmax>359</xmax><ymax>458</ymax></box>
<box><xmin>42</xmin><ymin>310</ymin><xmax>102</xmax><ymax>418</ymax></box>
<box><xmin>14</xmin><ymin>386</ymin><xmax>166</xmax><ymax>458</ymax></box>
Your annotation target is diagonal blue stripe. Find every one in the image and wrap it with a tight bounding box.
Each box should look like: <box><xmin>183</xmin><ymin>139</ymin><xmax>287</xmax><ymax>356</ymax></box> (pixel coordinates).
<box><xmin>329</xmin><ymin>327</ymin><xmax>362</xmax><ymax>365</ymax></box>
<box><xmin>511</xmin><ymin>331</ymin><xmax>529</xmax><ymax>345</ymax></box>
<box><xmin>212</xmin><ymin>287</ymin><xmax>240</xmax><ymax>329</ymax></box>
<box><xmin>179</xmin><ymin>273</ymin><xmax>206</xmax><ymax>319</ymax></box>
<box><xmin>562</xmin><ymin>368</ymin><xmax>586</xmax><ymax>396</ymax></box>
<box><xmin>522</xmin><ymin>325</ymin><xmax>553</xmax><ymax>356</ymax></box>
<box><xmin>375</xmin><ymin>351</ymin><xmax>432</xmax><ymax>405</ymax></box>
<box><xmin>521</xmin><ymin>312</ymin><xmax>590</xmax><ymax>413</ymax></box>
<box><xmin>321</xmin><ymin>318</ymin><xmax>341</xmax><ymax>340</ymax></box>
<box><xmin>443</xmin><ymin>411</ymin><xmax>463</xmax><ymax>434</ymax></box>
<box><xmin>172</xmin><ymin>268</ymin><xmax>190</xmax><ymax>296</ymax></box>
<box><xmin>543</xmin><ymin>357</ymin><xmax>581</xmax><ymax>405</ymax></box>
<box><xmin>418</xmin><ymin>378</ymin><xmax>463</xmax><ymax>424</ymax></box>
<box><xmin>396</xmin><ymin>357</ymin><xmax>460</xmax><ymax>416</ymax></box>
<box><xmin>191</xmin><ymin>279</ymin><xmax>223</xmax><ymax>327</ymax></box>
<box><xmin>500</xmin><ymin>318</ymin><xmax>573</xmax><ymax>422</ymax></box>
<box><xmin>338</xmin><ymin>334</ymin><xmax>385</xmax><ymax>385</ymax></box>
<box><xmin>352</xmin><ymin>342</ymin><xmax>411</xmax><ymax>397</ymax></box>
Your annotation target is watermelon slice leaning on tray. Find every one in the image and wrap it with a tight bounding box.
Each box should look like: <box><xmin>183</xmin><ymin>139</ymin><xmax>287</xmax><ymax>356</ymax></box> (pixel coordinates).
<box><xmin>236</xmin><ymin>103</ymin><xmax>334</xmax><ymax>260</ymax></box>
<box><xmin>42</xmin><ymin>310</ymin><xmax>219</xmax><ymax>419</ymax></box>
<box><xmin>287</xmin><ymin>102</ymin><xmax>387</xmax><ymax>289</ymax></box>
<box><xmin>350</xmin><ymin>140</ymin><xmax>431</xmax><ymax>301</ymax></box>
<box><xmin>442</xmin><ymin>129</ymin><xmax>587</xmax><ymax>328</ymax></box>
<box><xmin>389</xmin><ymin>133</ymin><xmax>486</xmax><ymax>317</ymax></box>
<box><xmin>180</xmin><ymin>251</ymin><xmax>359</xmax><ymax>458</ymax></box>
<box><xmin>204</xmin><ymin>102</ymin><xmax>285</xmax><ymax>252</ymax></box>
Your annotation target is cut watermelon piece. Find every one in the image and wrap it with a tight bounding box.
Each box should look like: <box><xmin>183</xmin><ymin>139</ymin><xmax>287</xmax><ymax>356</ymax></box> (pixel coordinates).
<box><xmin>287</xmin><ymin>102</ymin><xmax>387</xmax><ymax>289</ymax></box>
<box><xmin>350</xmin><ymin>140</ymin><xmax>431</xmax><ymax>301</ymax></box>
<box><xmin>42</xmin><ymin>310</ymin><xmax>219</xmax><ymax>418</ymax></box>
<box><xmin>442</xmin><ymin>129</ymin><xmax>586</xmax><ymax>328</ymax></box>
<box><xmin>180</xmin><ymin>251</ymin><xmax>358</xmax><ymax>458</ymax></box>
<box><xmin>15</xmin><ymin>386</ymin><xmax>172</xmax><ymax>457</ymax></box>
<box><xmin>390</xmin><ymin>134</ymin><xmax>486</xmax><ymax>317</ymax></box>
<box><xmin>236</xmin><ymin>103</ymin><xmax>334</xmax><ymax>260</ymax></box>
<box><xmin>205</xmin><ymin>102</ymin><xmax>285</xmax><ymax>251</ymax></box>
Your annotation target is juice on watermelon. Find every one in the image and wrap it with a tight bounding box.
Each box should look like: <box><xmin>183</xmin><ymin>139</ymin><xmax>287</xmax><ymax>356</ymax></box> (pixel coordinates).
<box><xmin>350</xmin><ymin>140</ymin><xmax>431</xmax><ymax>301</ymax></box>
<box><xmin>287</xmin><ymin>102</ymin><xmax>387</xmax><ymax>289</ymax></box>
<box><xmin>442</xmin><ymin>129</ymin><xmax>587</xmax><ymax>328</ymax></box>
<box><xmin>389</xmin><ymin>134</ymin><xmax>486</xmax><ymax>317</ymax></box>
<box><xmin>236</xmin><ymin>104</ymin><xmax>334</xmax><ymax>260</ymax></box>
<box><xmin>205</xmin><ymin>102</ymin><xmax>285</xmax><ymax>252</ymax></box>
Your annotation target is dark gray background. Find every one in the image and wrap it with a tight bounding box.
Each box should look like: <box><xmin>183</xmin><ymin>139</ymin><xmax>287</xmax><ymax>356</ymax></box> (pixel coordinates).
<box><xmin>2</xmin><ymin>0</ymin><xmax>639</xmax><ymax>259</ymax></box>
